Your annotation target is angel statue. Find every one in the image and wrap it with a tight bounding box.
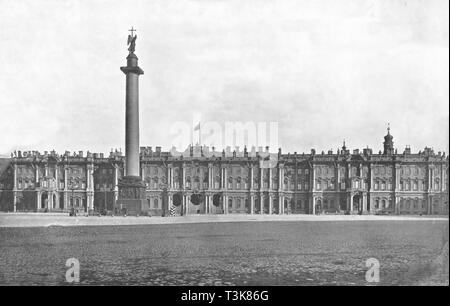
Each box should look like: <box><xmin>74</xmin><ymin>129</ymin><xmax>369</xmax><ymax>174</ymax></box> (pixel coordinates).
<box><xmin>127</xmin><ymin>27</ymin><xmax>137</xmax><ymax>53</ymax></box>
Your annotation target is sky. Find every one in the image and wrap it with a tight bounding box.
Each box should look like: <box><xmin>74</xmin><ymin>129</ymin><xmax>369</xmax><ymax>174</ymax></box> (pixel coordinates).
<box><xmin>0</xmin><ymin>0</ymin><xmax>448</xmax><ymax>156</ymax></box>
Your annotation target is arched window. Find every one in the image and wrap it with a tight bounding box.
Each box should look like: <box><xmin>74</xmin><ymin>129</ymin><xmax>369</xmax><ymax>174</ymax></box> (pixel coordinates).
<box><xmin>236</xmin><ymin>198</ymin><xmax>241</xmax><ymax>208</ymax></box>
<box><xmin>375</xmin><ymin>199</ymin><xmax>379</xmax><ymax>209</ymax></box>
<box><xmin>236</xmin><ymin>177</ymin><xmax>241</xmax><ymax>190</ymax></box>
<box><xmin>154</xmin><ymin>198</ymin><xmax>159</xmax><ymax>209</ymax></box>
<box><xmin>381</xmin><ymin>200</ymin><xmax>386</xmax><ymax>209</ymax></box>
<box><xmin>228</xmin><ymin>198</ymin><xmax>233</xmax><ymax>209</ymax></box>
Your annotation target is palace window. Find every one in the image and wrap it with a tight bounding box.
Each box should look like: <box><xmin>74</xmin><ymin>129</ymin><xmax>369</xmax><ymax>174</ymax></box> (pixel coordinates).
<box><xmin>214</xmin><ymin>176</ymin><xmax>220</xmax><ymax>189</ymax></box>
<box><xmin>305</xmin><ymin>183</ymin><xmax>309</xmax><ymax>190</ymax></box>
<box><xmin>435</xmin><ymin>180</ymin><xmax>440</xmax><ymax>190</ymax></box>
<box><xmin>298</xmin><ymin>182</ymin><xmax>302</xmax><ymax>190</ymax></box>
<box><xmin>381</xmin><ymin>181</ymin><xmax>386</xmax><ymax>190</ymax></box>
<box><xmin>413</xmin><ymin>181</ymin><xmax>418</xmax><ymax>191</ymax></box>
<box><xmin>193</xmin><ymin>177</ymin><xmax>200</xmax><ymax>189</ymax></box>
<box><xmin>374</xmin><ymin>181</ymin><xmax>379</xmax><ymax>190</ymax></box>
<box><xmin>154</xmin><ymin>198</ymin><xmax>159</xmax><ymax>209</ymax></box>
<box><xmin>186</xmin><ymin>177</ymin><xmax>191</xmax><ymax>189</ymax></box>
<box><xmin>237</xmin><ymin>199</ymin><xmax>241</xmax><ymax>208</ymax></box>
<box><xmin>305</xmin><ymin>169</ymin><xmax>309</xmax><ymax>175</ymax></box>
<box><xmin>228</xmin><ymin>199</ymin><xmax>233</xmax><ymax>209</ymax></box>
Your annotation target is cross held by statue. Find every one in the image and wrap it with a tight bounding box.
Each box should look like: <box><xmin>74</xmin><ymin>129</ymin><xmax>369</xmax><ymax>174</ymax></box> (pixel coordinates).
<box><xmin>129</xmin><ymin>27</ymin><xmax>137</xmax><ymax>37</ymax></box>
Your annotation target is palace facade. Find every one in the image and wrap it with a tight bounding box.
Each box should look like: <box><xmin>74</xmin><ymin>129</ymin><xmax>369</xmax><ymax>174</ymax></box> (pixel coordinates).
<box><xmin>0</xmin><ymin>129</ymin><xmax>448</xmax><ymax>215</ymax></box>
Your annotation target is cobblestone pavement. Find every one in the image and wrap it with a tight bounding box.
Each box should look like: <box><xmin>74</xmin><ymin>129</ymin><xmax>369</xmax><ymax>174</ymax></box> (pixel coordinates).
<box><xmin>0</xmin><ymin>221</ymin><xmax>448</xmax><ymax>285</ymax></box>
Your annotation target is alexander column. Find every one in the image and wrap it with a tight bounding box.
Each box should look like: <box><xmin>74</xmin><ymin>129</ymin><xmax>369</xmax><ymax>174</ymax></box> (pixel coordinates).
<box><xmin>116</xmin><ymin>27</ymin><xmax>146</xmax><ymax>215</ymax></box>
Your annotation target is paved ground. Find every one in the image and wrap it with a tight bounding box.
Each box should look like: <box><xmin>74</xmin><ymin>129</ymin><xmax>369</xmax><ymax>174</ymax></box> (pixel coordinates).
<box><xmin>0</xmin><ymin>212</ymin><xmax>448</xmax><ymax>228</ymax></box>
<box><xmin>0</xmin><ymin>219</ymin><xmax>448</xmax><ymax>286</ymax></box>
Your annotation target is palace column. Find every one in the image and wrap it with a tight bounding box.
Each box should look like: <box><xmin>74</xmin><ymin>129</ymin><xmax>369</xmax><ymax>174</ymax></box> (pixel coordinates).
<box><xmin>13</xmin><ymin>163</ymin><xmax>17</xmax><ymax>212</ymax></box>
<box><xmin>113</xmin><ymin>165</ymin><xmax>119</xmax><ymax>202</ymax></box>
<box><xmin>208</xmin><ymin>163</ymin><xmax>213</xmax><ymax>190</ymax></box>
<box><xmin>278</xmin><ymin>165</ymin><xmax>284</xmax><ymax>214</ymax></box>
<box><xmin>183</xmin><ymin>194</ymin><xmax>187</xmax><ymax>215</ymax></box>
<box><xmin>86</xmin><ymin>163</ymin><xmax>94</xmax><ymax>211</ymax></box>
<box><xmin>116</xmin><ymin>31</ymin><xmax>146</xmax><ymax>215</ymax></box>
<box><xmin>250</xmin><ymin>194</ymin><xmax>255</xmax><ymax>214</ymax></box>
<box><xmin>223</xmin><ymin>167</ymin><xmax>228</xmax><ymax>214</ymax></box>
<box><xmin>349</xmin><ymin>194</ymin><xmax>354</xmax><ymax>213</ymax></box>
<box><xmin>63</xmin><ymin>166</ymin><xmax>68</xmax><ymax>210</ymax></box>
<box><xmin>250</xmin><ymin>166</ymin><xmax>254</xmax><ymax>190</ymax></box>
<box><xmin>279</xmin><ymin>195</ymin><xmax>283</xmax><ymax>214</ymax></box>
<box><xmin>269</xmin><ymin>194</ymin><xmax>273</xmax><ymax>214</ymax></box>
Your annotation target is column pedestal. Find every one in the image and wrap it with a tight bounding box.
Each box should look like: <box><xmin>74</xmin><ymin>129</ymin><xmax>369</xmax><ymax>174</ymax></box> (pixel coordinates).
<box><xmin>116</xmin><ymin>176</ymin><xmax>146</xmax><ymax>215</ymax></box>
